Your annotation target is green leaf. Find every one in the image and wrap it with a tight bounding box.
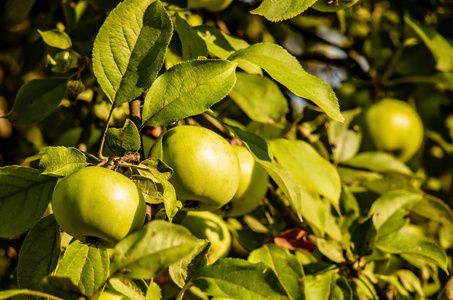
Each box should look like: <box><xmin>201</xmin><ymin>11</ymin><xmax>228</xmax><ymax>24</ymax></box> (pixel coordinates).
<box><xmin>317</xmin><ymin>238</ymin><xmax>345</xmax><ymax>263</ymax></box>
<box><xmin>191</xmin><ymin>258</ymin><xmax>287</xmax><ymax>299</ymax></box>
<box><xmin>269</xmin><ymin>139</ymin><xmax>341</xmax><ymax>205</ymax></box>
<box><xmin>38</xmin><ymin>29</ymin><xmax>72</xmax><ymax>49</ymax></box>
<box><xmin>137</xmin><ymin>159</ymin><xmax>177</xmax><ymax>221</ymax></box>
<box><xmin>228</xmin><ymin>43</ymin><xmax>343</xmax><ymax>122</ymax></box>
<box><xmin>342</xmin><ymin>151</ymin><xmax>412</xmax><ymax>175</ymax></box>
<box><xmin>175</xmin><ymin>14</ymin><xmax>207</xmax><ymax>61</ymax></box>
<box><xmin>142</xmin><ymin>59</ymin><xmax>237</xmax><ymax>126</ymax></box>
<box><xmin>229</xmin><ymin>72</ymin><xmax>288</xmax><ymax>124</ymax></box>
<box><xmin>0</xmin><ymin>289</ymin><xmax>63</xmax><ymax>300</ymax></box>
<box><xmin>327</xmin><ymin>108</ymin><xmax>362</xmax><ymax>163</ymax></box>
<box><xmin>376</xmin><ymin>235</ymin><xmax>448</xmax><ymax>273</ymax></box>
<box><xmin>227</xmin><ymin>125</ymin><xmax>309</xmax><ymax>225</ymax></box>
<box><xmin>132</xmin><ymin>176</ymin><xmax>162</xmax><ymax>204</ymax></box>
<box><xmin>55</xmin><ymin>241</ymin><xmax>110</xmax><ymax>298</ymax></box>
<box><xmin>311</xmin><ymin>0</ymin><xmax>359</xmax><ymax>12</ymax></box>
<box><xmin>251</xmin><ymin>0</ymin><xmax>317</xmax><ymax>22</ymax></box>
<box><xmin>92</xmin><ymin>0</ymin><xmax>173</xmax><ymax>108</ymax></box>
<box><xmin>369</xmin><ymin>190</ymin><xmax>422</xmax><ymax>239</ymax></box>
<box><xmin>38</xmin><ymin>147</ymin><xmax>88</xmax><ymax>177</ymax></box>
<box><xmin>169</xmin><ymin>239</ymin><xmax>210</xmax><ymax>288</ymax></box>
<box><xmin>305</xmin><ymin>271</ymin><xmax>352</xmax><ymax>300</ymax></box>
<box><xmin>106</xmin><ymin>119</ymin><xmax>141</xmax><ymax>156</ymax></box>
<box><xmin>109</xmin><ymin>278</ymin><xmax>147</xmax><ymax>300</ymax></box>
<box><xmin>5</xmin><ymin>78</ymin><xmax>67</xmax><ymax>125</ymax></box>
<box><xmin>405</xmin><ymin>13</ymin><xmax>453</xmax><ymax>72</ymax></box>
<box><xmin>0</xmin><ymin>166</ymin><xmax>57</xmax><ymax>237</ymax></box>
<box><xmin>146</xmin><ymin>281</ymin><xmax>162</xmax><ymax>300</ymax></box>
<box><xmin>5</xmin><ymin>0</ymin><xmax>35</xmax><ymax>24</ymax></box>
<box><xmin>42</xmin><ymin>275</ymin><xmax>85</xmax><ymax>300</ymax></box>
<box><xmin>248</xmin><ymin>244</ymin><xmax>304</xmax><ymax>300</ymax></box>
<box><xmin>110</xmin><ymin>220</ymin><xmax>204</xmax><ymax>279</ymax></box>
<box><xmin>17</xmin><ymin>215</ymin><xmax>60</xmax><ymax>291</ymax></box>
<box><xmin>195</xmin><ymin>25</ymin><xmax>261</xmax><ymax>74</ymax></box>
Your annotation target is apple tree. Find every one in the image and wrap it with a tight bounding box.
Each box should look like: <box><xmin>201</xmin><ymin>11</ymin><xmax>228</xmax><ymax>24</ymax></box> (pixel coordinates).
<box><xmin>1</xmin><ymin>0</ymin><xmax>453</xmax><ymax>299</ymax></box>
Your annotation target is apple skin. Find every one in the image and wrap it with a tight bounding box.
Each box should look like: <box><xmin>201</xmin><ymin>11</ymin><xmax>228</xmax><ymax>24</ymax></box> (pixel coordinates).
<box><xmin>216</xmin><ymin>145</ymin><xmax>269</xmax><ymax>217</ymax></box>
<box><xmin>161</xmin><ymin>125</ymin><xmax>240</xmax><ymax>211</ymax></box>
<box><xmin>52</xmin><ymin>167</ymin><xmax>146</xmax><ymax>248</ymax></box>
<box><xmin>181</xmin><ymin>211</ymin><xmax>231</xmax><ymax>264</ymax></box>
<box><xmin>365</xmin><ymin>98</ymin><xmax>424</xmax><ymax>162</ymax></box>
<box><xmin>188</xmin><ymin>0</ymin><xmax>233</xmax><ymax>12</ymax></box>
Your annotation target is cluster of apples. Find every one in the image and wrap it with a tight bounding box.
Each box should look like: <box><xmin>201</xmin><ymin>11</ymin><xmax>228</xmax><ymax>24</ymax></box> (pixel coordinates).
<box><xmin>52</xmin><ymin>125</ymin><xmax>269</xmax><ymax>250</ymax></box>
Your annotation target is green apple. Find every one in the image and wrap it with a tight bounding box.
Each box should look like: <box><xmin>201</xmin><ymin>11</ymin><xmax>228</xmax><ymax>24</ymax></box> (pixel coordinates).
<box><xmin>161</xmin><ymin>125</ymin><xmax>240</xmax><ymax>211</ymax></box>
<box><xmin>365</xmin><ymin>98</ymin><xmax>424</xmax><ymax>162</ymax></box>
<box><xmin>188</xmin><ymin>0</ymin><xmax>233</xmax><ymax>12</ymax></box>
<box><xmin>181</xmin><ymin>211</ymin><xmax>231</xmax><ymax>264</ymax></box>
<box><xmin>52</xmin><ymin>167</ymin><xmax>146</xmax><ymax>248</ymax></box>
<box><xmin>216</xmin><ymin>145</ymin><xmax>269</xmax><ymax>217</ymax></box>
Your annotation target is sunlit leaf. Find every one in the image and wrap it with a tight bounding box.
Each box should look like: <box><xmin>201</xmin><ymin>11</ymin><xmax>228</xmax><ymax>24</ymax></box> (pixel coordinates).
<box><xmin>55</xmin><ymin>241</ymin><xmax>110</xmax><ymax>298</ymax></box>
<box><xmin>110</xmin><ymin>220</ymin><xmax>204</xmax><ymax>279</ymax></box>
<box><xmin>229</xmin><ymin>43</ymin><xmax>343</xmax><ymax>122</ymax></box>
<box><xmin>142</xmin><ymin>59</ymin><xmax>237</xmax><ymax>126</ymax></box>
<box><xmin>191</xmin><ymin>258</ymin><xmax>287</xmax><ymax>299</ymax></box>
<box><xmin>92</xmin><ymin>0</ymin><xmax>173</xmax><ymax>108</ymax></box>
<box><xmin>251</xmin><ymin>0</ymin><xmax>317</xmax><ymax>21</ymax></box>
<box><xmin>38</xmin><ymin>29</ymin><xmax>72</xmax><ymax>49</ymax></box>
<box><xmin>38</xmin><ymin>147</ymin><xmax>88</xmax><ymax>177</ymax></box>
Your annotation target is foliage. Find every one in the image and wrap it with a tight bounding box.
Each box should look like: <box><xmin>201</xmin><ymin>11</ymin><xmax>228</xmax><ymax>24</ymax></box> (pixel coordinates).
<box><xmin>1</xmin><ymin>0</ymin><xmax>453</xmax><ymax>299</ymax></box>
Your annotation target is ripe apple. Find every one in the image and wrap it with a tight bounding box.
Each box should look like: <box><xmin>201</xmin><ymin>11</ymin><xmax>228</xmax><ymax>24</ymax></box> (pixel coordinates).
<box><xmin>188</xmin><ymin>0</ymin><xmax>233</xmax><ymax>12</ymax></box>
<box><xmin>52</xmin><ymin>167</ymin><xmax>146</xmax><ymax>248</ymax></box>
<box><xmin>216</xmin><ymin>145</ymin><xmax>269</xmax><ymax>217</ymax></box>
<box><xmin>365</xmin><ymin>98</ymin><xmax>424</xmax><ymax>162</ymax></box>
<box><xmin>161</xmin><ymin>125</ymin><xmax>240</xmax><ymax>211</ymax></box>
<box><xmin>181</xmin><ymin>211</ymin><xmax>231</xmax><ymax>264</ymax></box>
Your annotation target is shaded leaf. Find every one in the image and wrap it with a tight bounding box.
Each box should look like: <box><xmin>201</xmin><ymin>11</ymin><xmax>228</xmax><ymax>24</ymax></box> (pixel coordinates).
<box><xmin>0</xmin><ymin>166</ymin><xmax>57</xmax><ymax>237</ymax></box>
<box><xmin>169</xmin><ymin>239</ymin><xmax>210</xmax><ymax>288</ymax></box>
<box><xmin>17</xmin><ymin>215</ymin><xmax>60</xmax><ymax>291</ymax></box>
<box><xmin>327</xmin><ymin>108</ymin><xmax>362</xmax><ymax>163</ymax></box>
<box><xmin>228</xmin><ymin>43</ymin><xmax>343</xmax><ymax>122</ymax></box>
<box><xmin>229</xmin><ymin>72</ymin><xmax>288</xmax><ymax>124</ymax></box>
<box><xmin>55</xmin><ymin>241</ymin><xmax>110</xmax><ymax>298</ymax></box>
<box><xmin>5</xmin><ymin>78</ymin><xmax>67</xmax><ymax>125</ymax></box>
<box><xmin>342</xmin><ymin>151</ymin><xmax>412</xmax><ymax>175</ymax></box>
<box><xmin>196</xmin><ymin>25</ymin><xmax>261</xmax><ymax>74</ymax></box>
<box><xmin>106</xmin><ymin>119</ymin><xmax>141</xmax><ymax>156</ymax></box>
<box><xmin>109</xmin><ymin>278</ymin><xmax>147</xmax><ymax>300</ymax></box>
<box><xmin>191</xmin><ymin>258</ymin><xmax>287</xmax><ymax>299</ymax></box>
<box><xmin>251</xmin><ymin>0</ymin><xmax>317</xmax><ymax>22</ymax></box>
<box><xmin>269</xmin><ymin>139</ymin><xmax>341</xmax><ymax>205</ymax></box>
<box><xmin>248</xmin><ymin>244</ymin><xmax>304</xmax><ymax>300</ymax></box>
<box><xmin>369</xmin><ymin>190</ymin><xmax>422</xmax><ymax>239</ymax></box>
<box><xmin>376</xmin><ymin>235</ymin><xmax>448</xmax><ymax>273</ymax></box>
<box><xmin>142</xmin><ymin>59</ymin><xmax>237</xmax><ymax>126</ymax></box>
<box><xmin>175</xmin><ymin>14</ymin><xmax>207</xmax><ymax>61</ymax></box>
<box><xmin>38</xmin><ymin>146</ymin><xmax>88</xmax><ymax>177</ymax></box>
<box><xmin>42</xmin><ymin>275</ymin><xmax>85</xmax><ymax>300</ymax></box>
<box><xmin>110</xmin><ymin>220</ymin><xmax>204</xmax><ymax>279</ymax></box>
<box><xmin>92</xmin><ymin>0</ymin><xmax>173</xmax><ymax>108</ymax></box>
<box><xmin>405</xmin><ymin>13</ymin><xmax>453</xmax><ymax>72</ymax></box>
<box><xmin>5</xmin><ymin>0</ymin><xmax>35</xmax><ymax>24</ymax></box>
